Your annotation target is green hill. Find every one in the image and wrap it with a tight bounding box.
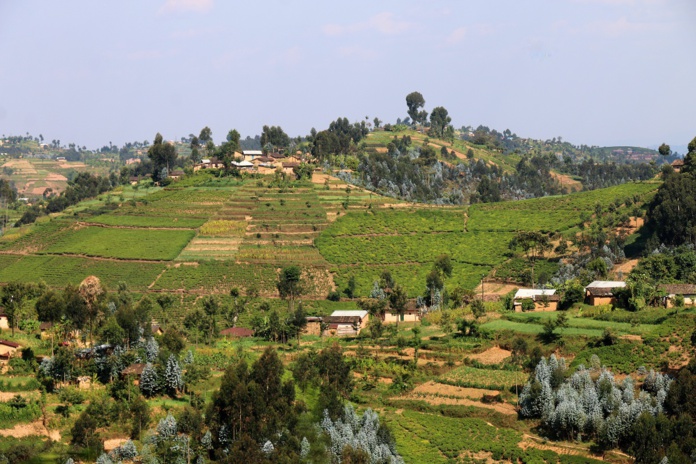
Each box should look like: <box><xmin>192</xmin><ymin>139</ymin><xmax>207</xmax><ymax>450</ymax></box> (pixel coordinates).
<box><xmin>0</xmin><ymin>171</ymin><xmax>659</xmax><ymax>307</ymax></box>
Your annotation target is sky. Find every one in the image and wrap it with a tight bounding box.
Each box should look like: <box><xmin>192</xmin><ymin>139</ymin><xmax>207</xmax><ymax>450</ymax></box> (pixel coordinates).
<box><xmin>0</xmin><ymin>0</ymin><xmax>694</xmax><ymax>151</ymax></box>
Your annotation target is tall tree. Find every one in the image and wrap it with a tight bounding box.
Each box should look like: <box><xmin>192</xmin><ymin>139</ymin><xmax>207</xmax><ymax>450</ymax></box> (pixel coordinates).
<box><xmin>647</xmin><ymin>169</ymin><xmax>696</xmax><ymax>245</ymax></box>
<box><xmin>0</xmin><ymin>282</ymin><xmax>29</xmax><ymax>336</ymax></box>
<box><xmin>147</xmin><ymin>133</ymin><xmax>177</xmax><ymax>182</ymax></box>
<box><xmin>260</xmin><ymin>125</ymin><xmax>290</xmax><ymax>151</ymax></box>
<box><xmin>277</xmin><ymin>266</ymin><xmax>304</xmax><ymax>312</ymax></box>
<box><xmin>429</xmin><ymin>106</ymin><xmax>452</xmax><ymax>139</ymax></box>
<box><xmin>509</xmin><ymin>231</ymin><xmax>552</xmax><ymax>286</ymax></box>
<box><xmin>658</xmin><ymin>143</ymin><xmax>671</xmax><ymax>157</ymax></box>
<box><xmin>405</xmin><ymin>91</ymin><xmax>427</xmax><ymax>124</ymax></box>
<box><xmin>79</xmin><ymin>276</ymin><xmax>104</xmax><ymax>347</ymax></box>
<box><xmin>389</xmin><ymin>284</ymin><xmax>408</xmax><ymax>327</ymax></box>
<box><xmin>198</xmin><ymin>126</ymin><xmax>212</xmax><ymax>145</ymax></box>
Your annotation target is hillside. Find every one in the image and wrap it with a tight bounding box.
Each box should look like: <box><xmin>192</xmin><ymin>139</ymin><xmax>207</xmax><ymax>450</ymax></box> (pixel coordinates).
<box><xmin>336</xmin><ymin>128</ymin><xmax>659</xmax><ymax>205</ymax></box>
<box><xmin>0</xmin><ymin>170</ymin><xmax>659</xmax><ymax>310</ymax></box>
<box><xmin>3</xmin><ymin>168</ymin><xmax>696</xmax><ymax>464</ymax></box>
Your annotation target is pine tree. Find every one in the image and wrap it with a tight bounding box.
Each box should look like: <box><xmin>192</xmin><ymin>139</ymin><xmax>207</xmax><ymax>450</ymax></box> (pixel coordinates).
<box><xmin>300</xmin><ymin>437</ymin><xmax>310</xmax><ymax>459</ymax></box>
<box><xmin>140</xmin><ymin>363</ymin><xmax>159</xmax><ymax>397</ymax></box>
<box><xmin>262</xmin><ymin>440</ymin><xmax>274</xmax><ymax>456</ymax></box>
<box><xmin>165</xmin><ymin>354</ymin><xmax>183</xmax><ymax>395</ymax></box>
<box><xmin>144</xmin><ymin>337</ymin><xmax>159</xmax><ymax>362</ymax></box>
<box><xmin>114</xmin><ymin>439</ymin><xmax>137</xmax><ymax>460</ymax></box>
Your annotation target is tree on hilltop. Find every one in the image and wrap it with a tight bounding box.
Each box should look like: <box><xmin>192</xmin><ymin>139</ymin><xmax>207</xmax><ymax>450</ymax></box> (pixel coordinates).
<box><xmin>429</xmin><ymin>106</ymin><xmax>452</xmax><ymax>139</ymax></box>
<box><xmin>406</xmin><ymin>91</ymin><xmax>428</xmax><ymax>125</ymax></box>
<box><xmin>147</xmin><ymin>133</ymin><xmax>177</xmax><ymax>183</ymax></box>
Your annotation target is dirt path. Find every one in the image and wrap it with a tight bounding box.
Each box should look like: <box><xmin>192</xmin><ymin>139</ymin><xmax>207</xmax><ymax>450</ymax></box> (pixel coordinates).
<box><xmin>0</xmin><ymin>421</ymin><xmax>60</xmax><ymax>441</ymax></box>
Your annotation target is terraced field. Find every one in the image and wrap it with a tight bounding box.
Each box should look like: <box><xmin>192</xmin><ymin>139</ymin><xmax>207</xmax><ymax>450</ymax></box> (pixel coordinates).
<box><xmin>0</xmin><ymin>173</ymin><xmax>661</xmax><ymax>303</ymax></box>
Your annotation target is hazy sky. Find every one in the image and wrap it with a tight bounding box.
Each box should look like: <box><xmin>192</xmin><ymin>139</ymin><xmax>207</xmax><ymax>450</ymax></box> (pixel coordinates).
<box><xmin>1</xmin><ymin>0</ymin><xmax>694</xmax><ymax>151</ymax></box>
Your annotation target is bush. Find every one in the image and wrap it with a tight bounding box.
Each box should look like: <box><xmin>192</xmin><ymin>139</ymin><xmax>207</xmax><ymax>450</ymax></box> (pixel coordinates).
<box><xmin>327</xmin><ymin>290</ymin><xmax>341</xmax><ymax>301</ymax></box>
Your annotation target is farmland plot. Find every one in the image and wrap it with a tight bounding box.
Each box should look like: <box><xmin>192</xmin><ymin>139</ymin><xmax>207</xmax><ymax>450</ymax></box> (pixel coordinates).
<box><xmin>43</xmin><ymin>227</ymin><xmax>195</xmax><ymax>260</ymax></box>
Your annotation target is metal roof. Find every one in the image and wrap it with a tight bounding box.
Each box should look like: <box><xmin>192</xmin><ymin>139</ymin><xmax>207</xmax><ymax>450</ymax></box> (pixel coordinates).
<box><xmin>513</xmin><ymin>288</ymin><xmax>556</xmax><ymax>299</ymax></box>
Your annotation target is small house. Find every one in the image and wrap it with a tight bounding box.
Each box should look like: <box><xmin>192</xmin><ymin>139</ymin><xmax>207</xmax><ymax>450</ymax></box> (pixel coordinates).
<box><xmin>324</xmin><ymin>310</ymin><xmax>369</xmax><ymax>336</ymax></box>
<box><xmin>231</xmin><ymin>160</ymin><xmax>254</xmax><ymax>169</ymax></box>
<box><xmin>383</xmin><ymin>300</ymin><xmax>421</xmax><ymax>323</ymax></box>
<box><xmin>585</xmin><ymin>281</ymin><xmax>626</xmax><ymax>306</ymax></box>
<box><xmin>169</xmin><ymin>170</ymin><xmax>185</xmax><ymax>180</ymax></box>
<box><xmin>121</xmin><ymin>363</ymin><xmax>147</xmax><ymax>385</ymax></box>
<box><xmin>0</xmin><ymin>340</ymin><xmax>21</xmax><ymax>359</ymax></box>
<box><xmin>659</xmin><ymin>284</ymin><xmax>696</xmax><ymax>307</ymax></box>
<box><xmin>242</xmin><ymin>150</ymin><xmax>263</xmax><ymax>161</ymax></box>
<box><xmin>39</xmin><ymin>322</ymin><xmax>54</xmax><ymax>339</ymax></box>
<box><xmin>513</xmin><ymin>289</ymin><xmax>560</xmax><ymax>312</ymax></box>
<box><xmin>151</xmin><ymin>323</ymin><xmax>164</xmax><ymax>336</ymax></box>
<box><xmin>671</xmin><ymin>159</ymin><xmax>684</xmax><ymax>173</ymax></box>
<box><xmin>220</xmin><ymin>327</ymin><xmax>254</xmax><ymax>338</ymax></box>
<box><xmin>282</xmin><ymin>162</ymin><xmax>299</xmax><ymax>175</ymax></box>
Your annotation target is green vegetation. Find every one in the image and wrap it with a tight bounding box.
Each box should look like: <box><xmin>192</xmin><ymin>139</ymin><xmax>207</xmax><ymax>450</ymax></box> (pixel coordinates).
<box><xmin>43</xmin><ymin>227</ymin><xmax>195</xmax><ymax>260</ymax></box>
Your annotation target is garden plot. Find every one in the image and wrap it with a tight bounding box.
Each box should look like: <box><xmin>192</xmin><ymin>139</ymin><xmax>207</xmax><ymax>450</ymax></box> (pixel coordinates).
<box><xmin>42</xmin><ymin>226</ymin><xmax>195</xmax><ymax>260</ymax></box>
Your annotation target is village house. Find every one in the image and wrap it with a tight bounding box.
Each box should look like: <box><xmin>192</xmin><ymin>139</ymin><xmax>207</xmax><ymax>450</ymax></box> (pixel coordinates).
<box><xmin>281</xmin><ymin>162</ymin><xmax>299</xmax><ymax>175</ymax></box>
<box><xmin>0</xmin><ymin>340</ymin><xmax>21</xmax><ymax>360</ymax></box>
<box><xmin>151</xmin><ymin>323</ymin><xmax>164</xmax><ymax>336</ymax></box>
<box><xmin>659</xmin><ymin>284</ymin><xmax>696</xmax><ymax>308</ymax></box>
<box><xmin>383</xmin><ymin>300</ymin><xmax>421</xmax><ymax>323</ymax></box>
<box><xmin>242</xmin><ymin>150</ymin><xmax>263</xmax><ymax>161</ymax></box>
<box><xmin>513</xmin><ymin>289</ymin><xmax>560</xmax><ymax>312</ymax></box>
<box><xmin>671</xmin><ymin>159</ymin><xmax>684</xmax><ymax>173</ymax></box>
<box><xmin>168</xmin><ymin>170</ymin><xmax>185</xmax><ymax>180</ymax></box>
<box><xmin>323</xmin><ymin>310</ymin><xmax>369</xmax><ymax>336</ymax></box>
<box><xmin>585</xmin><ymin>281</ymin><xmax>627</xmax><ymax>306</ymax></box>
<box><xmin>40</xmin><ymin>322</ymin><xmax>54</xmax><ymax>339</ymax></box>
<box><xmin>231</xmin><ymin>160</ymin><xmax>254</xmax><ymax>170</ymax></box>
<box><xmin>121</xmin><ymin>363</ymin><xmax>147</xmax><ymax>386</ymax></box>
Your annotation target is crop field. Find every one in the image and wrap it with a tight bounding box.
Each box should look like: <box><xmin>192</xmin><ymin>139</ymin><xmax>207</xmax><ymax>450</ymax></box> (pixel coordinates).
<box><xmin>0</xmin><ymin>219</ymin><xmax>75</xmax><ymax>253</ymax></box>
<box><xmin>331</xmin><ymin>262</ymin><xmax>490</xmax><ymax>298</ymax></box>
<box><xmin>320</xmin><ymin>209</ymin><xmax>465</xmax><ymax>236</ymax></box>
<box><xmin>0</xmin><ymin>254</ymin><xmax>164</xmax><ymax>290</ymax></box>
<box><xmin>505</xmin><ymin>311</ymin><xmax>658</xmax><ymax>335</ymax></box>
<box><xmin>384</xmin><ymin>409</ymin><xmax>599</xmax><ymax>463</ymax></box>
<box><xmin>87</xmin><ymin>214</ymin><xmax>206</xmax><ymax>228</ymax></box>
<box><xmin>438</xmin><ymin>366</ymin><xmax>527</xmax><ymax>391</ymax></box>
<box><xmin>317</xmin><ymin>207</ymin><xmax>510</xmax><ymax>295</ymax></box>
<box><xmin>480</xmin><ymin>319</ymin><xmax>605</xmax><ymax>337</ymax></box>
<box><xmin>468</xmin><ymin>182</ymin><xmax>657</xmax><ymax>233</ymax></box>
<box><xmin>42</xmin><ymin>226</ymin><xmax>195</xmax><ymax>260</ymax></box>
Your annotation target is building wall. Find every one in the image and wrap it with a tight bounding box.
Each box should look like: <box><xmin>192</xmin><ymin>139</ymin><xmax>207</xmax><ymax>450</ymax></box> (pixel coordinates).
<box><xmin>383</xmin><ymin>312</ymin><xmax>419</xmax><ymax>323</ymax></box>
<box><xmin>303</xmin><ymin>321</ymin><xmax>322</xmax><ymax>336</ymax></box>
<box><xmin>534</xmin><ymin>301</ymin><xmax>558</xmax><ymax>312</ymax></box>
<box><xmin>0</xmin><ymin>317</ymin><xmax>8</xmax><ymax>330</ymax></box>
<box><xmin>590</xmin><ymin>296</ymin><xmax>614</xmax><ymax>306</ymax></box>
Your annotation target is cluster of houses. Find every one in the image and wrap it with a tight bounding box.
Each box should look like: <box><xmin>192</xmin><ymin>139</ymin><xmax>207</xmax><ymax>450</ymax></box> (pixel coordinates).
<box><xmin>512</xmin><ymin>280</ymin><xmax>696</xmax><ymax>311</ymax></box>
<box><xmin>194</xmin><ymin>150</ymin><xmax>310</xmax><ymax>176</ymax></box>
